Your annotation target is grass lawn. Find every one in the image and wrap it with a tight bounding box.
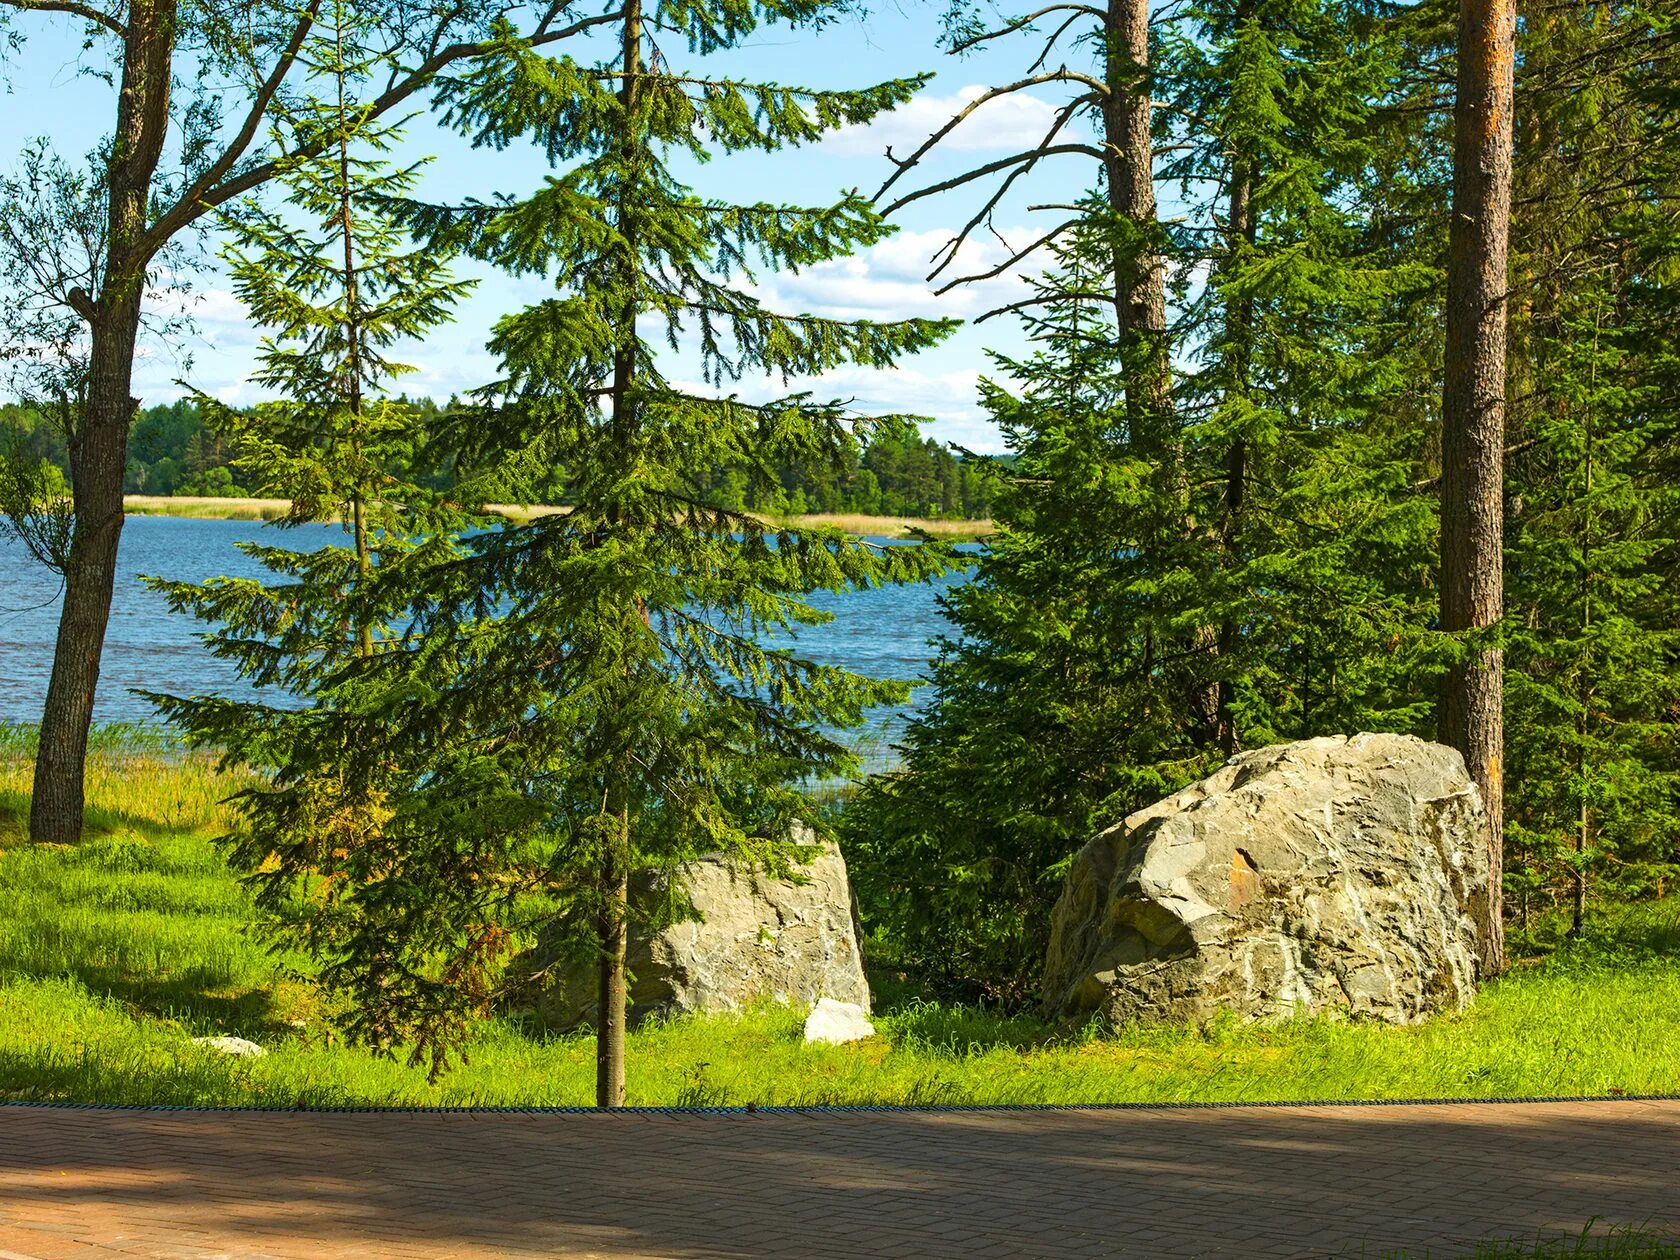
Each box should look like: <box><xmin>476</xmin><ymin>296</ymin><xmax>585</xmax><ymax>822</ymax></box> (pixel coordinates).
<box><xmin>2</xmin><ymin>733</ymin><xmax>1678</xmax><ymax>1110</ymax></box>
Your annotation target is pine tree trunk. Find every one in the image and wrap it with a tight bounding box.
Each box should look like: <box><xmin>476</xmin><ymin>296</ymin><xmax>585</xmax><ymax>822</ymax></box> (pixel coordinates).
<box><xmin>1102</xmin><ymin>0</ymin><xmax>1217</xmax><ymax>738</ymax></box>
<box><xmin>1440</xmin><ymin>0</ymin><xmax>1515</xmax><ymax>976</ymax></box>
<box><xmin>596</xmin><ymin>806</ymin><xmax>630</xmax><ymax>1108</ymax></box>
<box><xmin>30</xmin><ymin>0</ymin><xmax>177</xmax><ymax>844</ymax></box>
<box><xmin>593</xmin><ymin>0</ymin><xmax>643</xmax><ymax>1112</ymax></box>
<box><xmin>1217</xmin><ymin>157</ymin><xmax>1256</xmax><ymax>758</ymax></box>
<box><xmin>1101</xmin><ymin>0</ymin><xmax>1171</xmax><ymax>447</ymax></box>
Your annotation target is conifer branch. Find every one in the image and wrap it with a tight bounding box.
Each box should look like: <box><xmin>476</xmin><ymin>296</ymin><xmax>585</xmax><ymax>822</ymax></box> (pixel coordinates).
<box><xmin>156</xmin><ymin>7</ymin><xmax>628</xmax><ymax>241</ymax></box>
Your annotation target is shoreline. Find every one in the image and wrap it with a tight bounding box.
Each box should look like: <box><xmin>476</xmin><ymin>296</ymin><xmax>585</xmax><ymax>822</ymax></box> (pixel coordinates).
<box><xmin>120</xmin><ymin>496</ymin><xmax>995</xmax><ymax>540</ymax></box>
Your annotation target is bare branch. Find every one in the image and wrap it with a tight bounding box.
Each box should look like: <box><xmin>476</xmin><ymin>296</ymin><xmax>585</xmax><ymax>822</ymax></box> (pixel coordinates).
<box><xmin>934</xmin><ymin>219</ymin><xmax>1079</xmax><ymax>293</ymax></box>
<box><xmin>872</xmin><ymin>72</ymin><xmax>1107</xmax><ymax>205</ymax></box>
<box><xmin>0</xmin><ymin>0</ymin><xmax>125</xmax><ymax>37</ymax></box>
<box><xmin>974</xmin><ymin>289</ymin><xmax>1114</xmax><ymax>324</ymax></box>
<box><xmin>948</xmin><ymin>3</ymin><xmax>1102</xmax><ymax>54</ymax></box>
<box><xmin>925</xmin><ymin>94</ymin><xmax>1086</xmax><ymax>281</ymax></box>
<box><xmin>882</xmin><ymin>142</ymin><xmax>1102</xmax><ymax>218</ymax></box>
<box><xmin>141</xmin><ymin>0</ymin><xmax>325</xmax><ymax>258</ymax></box>
<box><xmin>1026</xmin><ymin>9</ymin><xmax>1093</xmax><ymax>74</ymax></box>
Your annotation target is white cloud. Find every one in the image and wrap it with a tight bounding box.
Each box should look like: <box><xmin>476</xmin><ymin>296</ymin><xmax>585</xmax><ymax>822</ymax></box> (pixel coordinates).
<box><xmin>822</xmin><ymin>84</ymin><xmax>1077</xmax><ymax>161</ymax></box>
<box><xmin>752</xmin><ymin>224</ymin><xmax>1046</xmax><ymax>323</ymax></box>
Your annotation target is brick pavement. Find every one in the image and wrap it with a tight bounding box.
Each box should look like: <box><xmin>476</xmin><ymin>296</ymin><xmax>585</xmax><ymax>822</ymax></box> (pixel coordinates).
<box><xmin>0</xmin><ymin>1099</ymin><xmax>1676</xmax><ymax>1259</ymax></box>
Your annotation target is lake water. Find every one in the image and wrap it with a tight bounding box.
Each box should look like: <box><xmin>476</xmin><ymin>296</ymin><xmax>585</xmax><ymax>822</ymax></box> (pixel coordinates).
<box><xmin>0</xmin><ymin>516</ymin><xmax>971</xmax><ymax>767</ymax></box>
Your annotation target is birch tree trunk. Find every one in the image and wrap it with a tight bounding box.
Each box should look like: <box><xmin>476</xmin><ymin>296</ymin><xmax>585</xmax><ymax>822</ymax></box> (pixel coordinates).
<box><xmin>30</xmin><ymin>0</ymin><xmax>178</xmax><ymax>844</ymax></box>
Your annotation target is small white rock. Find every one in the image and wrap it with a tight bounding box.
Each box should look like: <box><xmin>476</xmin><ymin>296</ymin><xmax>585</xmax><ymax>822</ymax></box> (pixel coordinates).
<box><xmin>192</xmin><ymin>1035</ymin><xmax>267</xmax><ymax>1058</ymax></box>
<box><xmin>803</xmin><ymin>998</ymin><xmax>874</xmax><ymax>1045</ymax></box>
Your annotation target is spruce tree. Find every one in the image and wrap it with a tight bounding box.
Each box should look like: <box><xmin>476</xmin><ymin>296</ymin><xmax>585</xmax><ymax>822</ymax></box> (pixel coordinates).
<box><xmin>160</xmin><ymin>0</ymin><xmax>957</xmax><ymax>1103</ymax></box>
<box><xmin>847</xmin><ymin>0</ymin><xmax>1443</xmax><ymax>1000</ymax></box>
<box><xmin>145</xmin><ymin>0</ymin><xmax>485</xmax><ymax>1053</ymax></box>
<box><xmin>1502</xmin><ymin>8</ymin><xmax>1680</xmax><ymax>932</ymax></box>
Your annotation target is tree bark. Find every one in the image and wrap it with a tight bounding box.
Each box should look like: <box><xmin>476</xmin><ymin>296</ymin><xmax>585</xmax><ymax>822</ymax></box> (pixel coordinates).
<box><xmin>1217</xmin><ymin>156</ymin><xmax>1257</xmax><ymax>759</ymax></box>
<box><xmin>30</xmin><ymin>0</ymin><xmax>178</xmax><ymax>844</ymax></box>
<box><xmin>593</xmin><ymin>0</ymin><xmax>643</xmax><ymax>1112</ymax></box>
<box><xmin>1101</xmin><ymin>0</ymin><xmax>1171</xmax><ymax>448</ymax></box>
<box><xmin>595</xmin><ymin>805</ymin><xmax>630</xmax><ymax>1109</ymax></box>
<box><xmin>1440</xmin><ymin>0</ymin><xmax>1514</xmax><ymax>976</ymax></box>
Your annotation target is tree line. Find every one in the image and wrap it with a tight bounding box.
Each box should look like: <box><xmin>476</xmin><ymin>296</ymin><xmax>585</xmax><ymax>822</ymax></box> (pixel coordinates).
<box><xmin>2</xmin><ymin>397</ymin><xmax>998</xmax><ymax>519</ymax></box>
<box><xmin>1</xmin><ymin>0</ymin><xmax>1676</xmax><ymax>1108</ymax></box>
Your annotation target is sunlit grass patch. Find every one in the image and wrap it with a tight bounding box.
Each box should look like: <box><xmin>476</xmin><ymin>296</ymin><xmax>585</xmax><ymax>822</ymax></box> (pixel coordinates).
<box><xmin>0</xmin><ymin>738</ymin><xmax>1677</xmax><ymax>1109</ymax></box>
<box><xmin>1380</xmin><ymin>1226</ymin><xmax>1680</xmax><ymax>1258</ymax></box>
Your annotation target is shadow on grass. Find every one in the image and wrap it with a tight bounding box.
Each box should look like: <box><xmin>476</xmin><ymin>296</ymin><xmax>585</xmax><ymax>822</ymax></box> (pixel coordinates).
<box><xmin>28</xmin><ymin>967</ymin><xmax>298</xmax><ymax>1039</ymax></box>
<box><xmin>1510</xmin><ymin>901</ymin><xmax>1680</xmax><ymax>966</ymax></box>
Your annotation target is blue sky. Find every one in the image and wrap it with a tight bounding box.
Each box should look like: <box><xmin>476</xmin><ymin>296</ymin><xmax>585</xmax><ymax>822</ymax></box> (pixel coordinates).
<box><xmin>0</xmin><ymin>2</ymin><xmax>1097</xmax><ymax>452</ymax></box>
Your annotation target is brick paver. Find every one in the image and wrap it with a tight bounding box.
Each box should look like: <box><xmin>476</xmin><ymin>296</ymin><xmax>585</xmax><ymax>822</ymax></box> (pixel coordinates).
<box><xmin>1</xmin><ymin>1099</ymin><xmax>1676</xmax><ymax>1258</ymax></box>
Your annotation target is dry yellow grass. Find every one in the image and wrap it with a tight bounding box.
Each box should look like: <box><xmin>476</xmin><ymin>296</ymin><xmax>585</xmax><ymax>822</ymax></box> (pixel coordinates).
<box><xmin>766</xmin><ymin>512</ymin><xmax>994</xmax><ymax>540</ymax></box>
<box><xmin>124</xmin><ymin>495</ymin><xmax>292</xmax><ymax>521</ymax></box>
<box><xmin>122</xmin><ymin>497</ymin><xmax>993</xmax><ymax>539</ymax></box>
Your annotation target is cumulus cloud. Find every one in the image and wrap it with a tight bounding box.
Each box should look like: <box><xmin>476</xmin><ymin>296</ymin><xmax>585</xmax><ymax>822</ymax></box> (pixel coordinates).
<box><xmin>822</xmin><ymin>83</ymin><xmax>1078</xmax><ymax>161</ymax></box>
<box><xmin>752</xmin><ymin>224</ymin><xmax>1048</xmax><ymax>323</ymax></box>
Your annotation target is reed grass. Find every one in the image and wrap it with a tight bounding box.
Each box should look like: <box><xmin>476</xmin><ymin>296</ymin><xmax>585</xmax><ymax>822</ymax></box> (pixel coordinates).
<box><xmin>763</xmin><ymin>511</ymin><xmax>994</xmax><ymax>540</ymax></box>
<box><xmin>121</xmin><ymin>495</ymin><xmax>993</xmax><ymax>538</ymax></box>
<box><xmin>123</xmin><ymin>495</ymin><xmax>291</xmax><ymax>521</ymax></box>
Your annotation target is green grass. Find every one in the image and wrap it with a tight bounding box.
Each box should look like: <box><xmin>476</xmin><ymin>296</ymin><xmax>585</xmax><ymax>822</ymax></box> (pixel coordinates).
<box><xmin>2</xmin><ymin>730</ymin><xmax>1678</xmax><ymax>1109</ymax></box>
<box><xmin>1388</xmin><ymin>1227</ymin><xmax>1680</xmax><ymax>1258</ymax></box>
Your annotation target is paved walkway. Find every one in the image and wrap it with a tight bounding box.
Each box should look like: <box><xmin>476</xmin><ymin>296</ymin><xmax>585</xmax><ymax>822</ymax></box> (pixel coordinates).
<box><xmin>1</xmin><ymin>1099</ymin><xmax>1676</xmax><ymax>1259</ymax></box>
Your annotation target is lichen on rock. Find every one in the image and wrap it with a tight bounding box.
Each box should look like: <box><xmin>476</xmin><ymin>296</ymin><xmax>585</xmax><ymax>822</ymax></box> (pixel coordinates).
<box><xmin>1041</xmin><ymin>734</ymin><xmax>1490</xmax><ymax>1028</ymax></box>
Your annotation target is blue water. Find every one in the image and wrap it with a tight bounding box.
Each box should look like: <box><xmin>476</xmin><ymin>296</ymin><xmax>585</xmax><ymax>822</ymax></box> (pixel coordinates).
<box><xmin>0</xmin><ymin>516</ymin><xmax>970</xmax><ymax>766</ymax></box>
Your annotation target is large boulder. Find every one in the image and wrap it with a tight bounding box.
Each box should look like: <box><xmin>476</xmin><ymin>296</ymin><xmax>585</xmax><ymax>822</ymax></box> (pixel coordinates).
<box><xmin>529</xmin><ymin>825</ymin><xmax>871</xmax><ymax>1029</ymax></box>
<box><xmin>1041</xmin><ymin>733</ymin><xmax>1489</xmax><ymax>1028</ymax></box>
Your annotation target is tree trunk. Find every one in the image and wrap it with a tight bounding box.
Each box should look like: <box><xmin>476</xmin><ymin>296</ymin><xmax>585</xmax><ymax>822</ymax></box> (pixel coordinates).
<box><xmin>1101</xmin><ymin>0</ymin><xmax>1171</xmax><ymax>448</ymax></box>
<box><xmin>595</xmin><ymin>805</ymin><xmax>630</xmax><ymax>1109</ymax></box>
<box><xmin>1440</xmin><ymin>0</ymin><xmax>1515</xmax><ymax>976</ymax></box>
<box><xmin>1217</xmin><ymin>157</ymin><xmax>1257</xmax><ymax>759</ymax></box>
<box><xmin>593</xmin><ymin>0</ymin><xmax>643</xmax><ymax>1112</ymax></box>
<box><xmin>30</xmin><ymin>317</ymin><xmax>138</xmax><ymax>843</ymax></box>
<box><xmin>30</xmin><ymin>0</ymin><xmax>178</xmax><ymax>844</ymax></box>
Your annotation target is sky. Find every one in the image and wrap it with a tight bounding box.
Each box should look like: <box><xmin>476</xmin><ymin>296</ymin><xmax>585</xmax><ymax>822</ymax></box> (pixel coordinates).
<box><xmin>0</xmin><ymin>1</ymin><xmax>1097</xmax><ymax>453</ymax></box>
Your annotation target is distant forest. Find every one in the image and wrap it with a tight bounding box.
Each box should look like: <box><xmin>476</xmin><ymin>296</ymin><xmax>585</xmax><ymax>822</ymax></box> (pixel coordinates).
<box><xmin>0</xmin><ymin>399</ymin><xmax>999</xmax><ymax>521</ymax></box>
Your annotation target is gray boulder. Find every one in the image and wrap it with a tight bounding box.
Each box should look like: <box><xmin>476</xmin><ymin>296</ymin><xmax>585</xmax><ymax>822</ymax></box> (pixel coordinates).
<box><xmin>1042</xmin><ymin>733</ymin><xmax>1489</xmax><ymax>1028</ymax></box>
<box><xmin>529</xmin><ymin>825</ymin><xmax>871</xmax><ymax>1029</ymax></box>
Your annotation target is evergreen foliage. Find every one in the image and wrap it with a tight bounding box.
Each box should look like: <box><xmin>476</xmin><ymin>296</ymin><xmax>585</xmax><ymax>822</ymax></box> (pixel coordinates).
<box><xmin>141</xmin><ymin>0</ymin><xmax>486</xmax><ymax>1057</ymax></box>
<box><xmin>1502</xmin><ymin>7</ymin><xmax>1680</xmax><ymax>925</ymax></box>
<box><xmin>848</xmin><ymin>0</ymin><xmax>1500</xmax><ymax>1000</ymax></box>
<box><xmin>153</xmin><ymin>0</ymin><xmax>958</xmax><ymax>1096</ymax></box>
